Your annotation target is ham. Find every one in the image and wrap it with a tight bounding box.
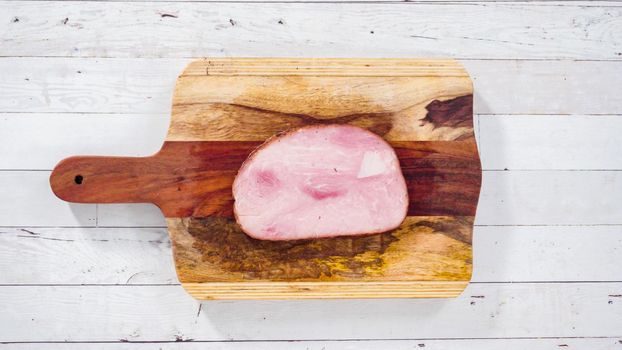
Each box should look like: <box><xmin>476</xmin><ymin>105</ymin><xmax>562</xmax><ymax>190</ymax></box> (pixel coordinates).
<box><xmin>232</xmin><ymin>124</ymin><xmax>409</xmax><ymax>241</ymax></box>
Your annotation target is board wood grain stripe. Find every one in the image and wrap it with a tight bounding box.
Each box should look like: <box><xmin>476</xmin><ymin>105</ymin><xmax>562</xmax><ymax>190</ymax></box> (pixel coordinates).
<box><xmin>182</xmin><ymin>58</ymin><xmax>470</xmax><ymax>77</ymax></box>
<box><xmin>182</xmin><ymin>281</ymin><xmax>469</xmax><ymax>300</ymax></box>
<box><xmin>168</xmin><ymin>215</ymin><xmax>473</xmax><ymax>285</ymax></box>
<box><xmin>50</xmin><ymin>140</ymin><xmax>481</xmax><ymax>218</ymax></box>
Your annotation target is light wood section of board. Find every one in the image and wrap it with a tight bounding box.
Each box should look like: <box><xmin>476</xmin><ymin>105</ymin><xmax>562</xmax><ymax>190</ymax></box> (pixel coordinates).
<box><xmin>167</xmin><ymin>216</ymin><xmax>473</xmax><ymax>288</ymax></box>
<box><xmin>169</xmin><ymin>59</ymin><xmax>472</xmax><ymax>142</ymax></box>
<box><xmin>182</xmin><ymin>281</ymin><xmax>469</xmax><ymax>300</ymax></box>
<box><xmin>183</xmin><ymin>58</ymin><xmax>471</xmax><ymax>77</ymax></box>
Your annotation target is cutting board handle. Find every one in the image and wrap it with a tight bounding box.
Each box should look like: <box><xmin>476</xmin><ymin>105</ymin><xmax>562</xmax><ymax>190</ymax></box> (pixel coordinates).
<box><xmin>50</xmin><ymin>155</ymin><xmax>161</xmax><ymax>205</ymax></box>
<box><xmin>49</xmin><ymin>141</ymin><xmax>255</xmax><ymax>217</ymax></box>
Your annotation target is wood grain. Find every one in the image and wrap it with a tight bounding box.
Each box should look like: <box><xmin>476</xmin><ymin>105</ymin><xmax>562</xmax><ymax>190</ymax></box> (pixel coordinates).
<box><xmin>181</xmin><ymin>281</ymin><xmax>469</xmax><ymax>299</ymax></box>
<box><xmin>2</xmin><ymin>283</ymin><xmax>622</xmax><ymax>342</ymax></box>
<box><xmin>169</xmin><ymin>58</ymin><xmax>473</xmax><ymax>143</ymax></box>
<box><xmin>185</xmin><ymin>58</ymin><xmax>471</xmax><ymax>77</ymax></box>
<box><xmin>49</xmin><ymin>58</ymin><xmax>481</xmax><ymax>299</ymax></box>
<box><xmin>2</xmin><ymin>2</ymin><xmax>621</xmax><ymax>59</ymax></box>
<box><xmin>3</xmin><ymin>58</ymin><xmax>622</xmax><ymax>116</ymax></box>
<box><xmin>0</xmin><ymin>171</ymin><xmax>97</xmax><ymax>227</ymax></box>
<box><xmin>479</xmin><ymin>115</ymin><xmax>622</xmax><ymax>170</ymax></box>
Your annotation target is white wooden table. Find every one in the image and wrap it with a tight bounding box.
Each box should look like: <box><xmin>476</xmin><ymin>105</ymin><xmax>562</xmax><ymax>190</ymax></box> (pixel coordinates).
<box><xmin>1</xmin><ymin>1</ymin><xmax>621</xmax><ymax>348</ymax></box>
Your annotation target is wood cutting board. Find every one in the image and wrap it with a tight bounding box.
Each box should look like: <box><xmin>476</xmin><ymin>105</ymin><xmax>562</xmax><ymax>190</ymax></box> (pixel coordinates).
<box><xmin>50</xmin><ymin>58</ymin><xmax>482</xmax><ymax>300</ymax></box>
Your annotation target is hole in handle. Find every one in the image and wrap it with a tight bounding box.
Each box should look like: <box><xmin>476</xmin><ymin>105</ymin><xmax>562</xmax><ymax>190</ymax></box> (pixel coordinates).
<box><xmin>74</xmin><ymin>175</ymin><xmax>84</xmax><ymax>185</ymax></box>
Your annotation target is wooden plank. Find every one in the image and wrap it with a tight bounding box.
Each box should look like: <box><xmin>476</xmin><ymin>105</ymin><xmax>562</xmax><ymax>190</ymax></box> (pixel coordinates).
<box><xmin>479</xmin><ymin>115</ymin><xmax>622</xmax><ymax>170</ymax></box>
<box><xmin>465</xmin><ymin>60</ymin><xmax>622</xmax><ymax>115</ymax></box>
<box><xmin>1</xmin><ymin>283</ymin><xmax>621</xmax><ymax>341</ymax></box>
<box><xmin>3</xmin><ymin>170</ymin><xmax>621</xmax><ymax>227</ymax></box>
<box><xmin>3</xmin><ymin>338</ymin><xmax>622</xmax><ymax>350</ymax></box>
<box><xmin>477</xmin><ymin>171</ymin><xmax>622</xmax><ymax>225</ymax></box>
<box><xmin>0</xmin><ymin>172</ymin><xmax>96</xmax><ymax>227</ymax></box>
<box><xmin>96</xmin><ymin>203</ymin><xmax>166</xmax><ymax>227</ymax></box>
<box><xmin>0</xmin><ymin>58</ymin><xmax>185</xmax><ymax>114</ymax></box>
<box><xmin>0</xmin><ymin>113</ymin><xmax>168</xmax><ymax>170</ymax></box>
<box><xmin>0</xmin><ymin>227</ymin><xmax>177</xmax><ymax>285</ymax></box>
<box><xmin>472</xmin><ymin>225</ymin><xmax>622</xmax><ymax>282</ymax></box>
<box><xmin>4</xmin><ymin>113</ymin><xmax>622</xmax><ymax>171</ymax></box>
<box><xmin>1</xmin><ymin>225</ymin><xmax>621</xmax><ymax>285</ymax></box>
<box><xmin>1</xmin><ymin>2</ymin><xmax>621</xmax><ymax>59</ymax></box>
<box><xmin>2</xmin><ymin>58</ymin><xmax>621</xmax><ymax>115</ymax></box>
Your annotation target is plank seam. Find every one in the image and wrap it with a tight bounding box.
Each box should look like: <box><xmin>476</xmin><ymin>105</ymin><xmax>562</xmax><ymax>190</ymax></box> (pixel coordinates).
<box><xmin>1</xmin><ymin>336</ymin><xmax>622</xmax><ymax>345</ymax></box>
<box><xmin>0</xmin><ymin>0</ymin><xmax>621</xmax><ymax>6</ymax></box>
<box><xmin>3</xmin><ymin>111</ymin><xmax>621</xmax><ymax>115</ymax></box>
<box><xmin>0</xmin><ymin>56</ymin><xmax>621</xmax><ymax>61</ymax></box>
<box><xmin>0</xmin><ymin>281</ymin><xmax>621</xmax><ymax>286</ymax></box>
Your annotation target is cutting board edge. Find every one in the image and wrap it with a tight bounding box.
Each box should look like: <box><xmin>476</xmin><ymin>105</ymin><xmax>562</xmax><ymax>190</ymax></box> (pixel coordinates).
<box><xmin>181</xmin><ymin>281</ymin><xmax>469</xmax><ymax>300</ymax></box>
<box><xmin>48</xmin><ymin>58</ymin><xmax>479</xmax><ymax>301</ymax></box>
<box><xmin>180</xmin><ymin>57</ymin><xmax>471</xmax><ymax>77</ymax></box>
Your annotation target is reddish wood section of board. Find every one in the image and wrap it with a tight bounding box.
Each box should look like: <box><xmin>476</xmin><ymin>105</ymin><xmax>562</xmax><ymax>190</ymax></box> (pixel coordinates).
<box><xmin>50</xmin><ymin>139</ymin><xmax>480</xmax><ymax>218</ymax></box>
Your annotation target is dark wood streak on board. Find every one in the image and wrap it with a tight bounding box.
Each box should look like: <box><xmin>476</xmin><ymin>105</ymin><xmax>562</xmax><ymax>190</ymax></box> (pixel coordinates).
<box><xmin>198</xmin><ymin>95</ymin><xmax>473</xmax><ymax>137</ymax></box>
<box><xmin>220</xmin><ymin>103</ymin><xmax>396</xmax><ymax>137</ymax></box>
<box><xmin>169</xmin><ymin>215</ymin><xmax>473</xmax><ymax>282</ymax></box>
<box><xmin>422</xmin><ymin>95</ymin><xmax>473</xmax><ymax>129</ymax></box>
<box><xmin>416</xmin><ymin>217</ymin><xmax>474</xmax><ymax>245</ymax></box>
<box><xmin>187</xmin><ymin>217</ymin><xmax>398</xmax><ymax>280</ymax></box>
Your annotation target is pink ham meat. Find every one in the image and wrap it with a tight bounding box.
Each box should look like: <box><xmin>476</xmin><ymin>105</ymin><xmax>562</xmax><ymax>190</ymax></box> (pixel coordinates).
<box><xmin>232</xmin><ymin>124</ymin><xmax>409</xmax><ymax>241</ymax></box>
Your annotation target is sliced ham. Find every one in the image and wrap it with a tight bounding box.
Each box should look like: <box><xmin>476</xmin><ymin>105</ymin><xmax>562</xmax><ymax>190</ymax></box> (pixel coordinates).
<box><xmin>232</xmin><ymin>124</ymin><xmax>409</xmax><ymax>241</ymax></box>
